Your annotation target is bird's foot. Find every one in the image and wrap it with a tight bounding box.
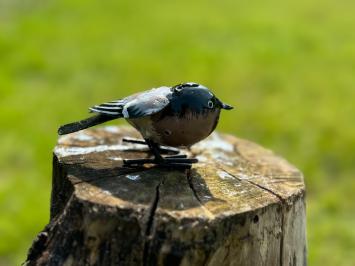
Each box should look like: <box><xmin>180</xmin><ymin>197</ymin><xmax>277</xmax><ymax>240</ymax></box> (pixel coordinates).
<box><xmin>122</xmin><ymin>137</ymin><xmax>180</xmax><ymax>155</ymax></box>
<box><xmin>123</xmin><ymin>154</ymin><xmax>198</xmax><ymax>169</ymax></box>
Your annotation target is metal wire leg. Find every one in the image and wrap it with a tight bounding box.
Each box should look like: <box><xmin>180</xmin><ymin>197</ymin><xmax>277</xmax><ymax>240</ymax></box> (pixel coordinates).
<box><xmin>123</xmin><ymin>139</ymin><xmax>198</xmax><ymax>169</ymax></box>
<box><xmin>122</xmin><ymin>137</ymin><xmax>179</xmax><ymax>155</ymax></box>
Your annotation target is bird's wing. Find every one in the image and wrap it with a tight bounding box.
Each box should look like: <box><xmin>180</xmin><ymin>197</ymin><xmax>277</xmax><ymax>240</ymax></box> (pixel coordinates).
<box><xmin>89</xmin><ymin>86</ymin><xmax>172</xmax><ymax>118</ymax></box>
<box><xmin>121</xmin><ymin>86</ymin><xmax>171</xmax><ymax>118</ymax></box>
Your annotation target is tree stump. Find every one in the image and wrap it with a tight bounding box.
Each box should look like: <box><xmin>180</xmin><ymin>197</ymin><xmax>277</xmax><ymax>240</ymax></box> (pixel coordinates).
<box><xmin>25</xmin><ymin>126</ymin><xmax>306</xmax><ymax>266</ymax></box>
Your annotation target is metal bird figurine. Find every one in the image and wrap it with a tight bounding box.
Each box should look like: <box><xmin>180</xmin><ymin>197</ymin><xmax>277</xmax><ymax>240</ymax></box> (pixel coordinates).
<box><xmin>58</xmin><ymin>82</ymin><xmax>233</xmax><ymax>168</ymax></box>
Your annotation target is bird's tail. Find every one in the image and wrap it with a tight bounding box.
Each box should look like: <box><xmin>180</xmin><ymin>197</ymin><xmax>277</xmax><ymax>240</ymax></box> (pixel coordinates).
<box><xmin>58</xmin><ymin>114</ymin><xmax>116</xmax><ymax>135</ymax></box>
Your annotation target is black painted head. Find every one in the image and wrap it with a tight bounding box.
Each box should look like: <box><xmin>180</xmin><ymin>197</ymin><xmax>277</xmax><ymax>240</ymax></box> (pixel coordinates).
<box><xmin>169</xmin><ymin>82</ymin><xmax>233</xmax><ymax>114</ymax></box>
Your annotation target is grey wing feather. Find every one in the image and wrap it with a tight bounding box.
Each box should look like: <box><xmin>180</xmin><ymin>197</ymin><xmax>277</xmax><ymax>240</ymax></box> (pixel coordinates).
<box><xmin>89</xmin><ymin>86</ymin><xmax>172</xmax><ymax>118</ymax></box>
<box><xmin>122</xmin><ymin>86</ymin><xmax>172</xmax><ymax>118</ymax></box>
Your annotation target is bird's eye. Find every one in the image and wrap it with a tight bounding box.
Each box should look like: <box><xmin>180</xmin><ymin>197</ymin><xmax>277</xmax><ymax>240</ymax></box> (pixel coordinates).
<box><xmin>207</xmin><ymin>100</ymin><xmax>214</xmax><ymax>108</ymax></box>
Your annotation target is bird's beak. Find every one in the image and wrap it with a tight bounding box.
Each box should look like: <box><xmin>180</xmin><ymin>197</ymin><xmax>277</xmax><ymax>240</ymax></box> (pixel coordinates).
<box><xmin>221</xmin><ymin>103</ymin><xmax>234</xmax><ymax>110</ymax></box>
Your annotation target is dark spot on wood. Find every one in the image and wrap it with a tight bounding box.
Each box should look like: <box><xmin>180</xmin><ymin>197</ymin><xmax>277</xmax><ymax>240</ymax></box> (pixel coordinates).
<box><xmin>164</xmin><ymin>252</ymin><xmax>183</xmax><ymax>266</ymax></box>
<box><xmin>292</xmin><ymin>253</ymin><xmax>297</xmax><ymax>266</ymax></box>
<box><xmin>87</xmin><ymin>236</ymin><xmax>97</xmax><ymax>242</ymax></box>
<box><xmin>253</xmin><ymin>215</ymin><xmax>259</xmax><ymax>223</ymax></box>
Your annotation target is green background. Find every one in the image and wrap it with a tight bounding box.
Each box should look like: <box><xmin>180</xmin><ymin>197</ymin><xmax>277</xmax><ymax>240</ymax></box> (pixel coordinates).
<box><xmin>0</xmin><ymin>0</ymin><xmax>354</xmax><ymax>265</ymax></box>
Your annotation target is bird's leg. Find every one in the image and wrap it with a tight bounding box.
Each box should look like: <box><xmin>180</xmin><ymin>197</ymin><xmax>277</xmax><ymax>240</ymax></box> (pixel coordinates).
<box><xmin>146</xmin><ymin>140</ymin><xmax>198</xmax><ymax>165</ymax></box>
<box><xmin>122</xmin><ymin>137</ymin><xmax>179</xmax><ymax>155</ymax></box>
<box><xmin>123</xmin><ymin>139</ymin><xmax>198</xmax><ymax>169</ymax></box>
<box><xmin>122</xmin><ymin>137</ymin><xmax>147</xmax><ymax>145</ymax></box>
<box><xmin>145</xmin><ymin>139</ymin><xmax>164</xmax><ymax>162</ymax></box>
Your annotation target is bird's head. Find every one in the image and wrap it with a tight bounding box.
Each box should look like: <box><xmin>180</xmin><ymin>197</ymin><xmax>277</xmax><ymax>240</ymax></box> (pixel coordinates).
<box><xmin>169</xmin><ymin>82</ymin><xmax>233</xmax><ymax>114</ymax></box>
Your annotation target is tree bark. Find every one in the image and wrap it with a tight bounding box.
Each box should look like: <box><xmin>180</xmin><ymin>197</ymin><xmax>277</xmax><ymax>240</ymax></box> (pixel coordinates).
<box><xmin>25</xmin><ymin>126</ymin><xmax>306</xmax><ymax>266</ymax></box>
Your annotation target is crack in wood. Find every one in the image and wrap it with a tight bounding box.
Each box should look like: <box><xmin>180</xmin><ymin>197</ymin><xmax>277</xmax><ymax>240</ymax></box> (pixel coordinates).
<box><xmin>280</xmin><ymin>208</ymin><xmax>285</xmax><ymax>266</ymax></box>
<box><xmin>143</xmin><ymin>178</ymin><xmax>163</xmax><ymax>266</ymax></box>
<box><xmin>244</xmin><ymin>179</ymin><xmax>285</xmax><ymax>203</ymax></box>
<box><xmin>222</xmin><ymin>172</ymin><xmax>287</xmax><ymax>266</ymax></box>
<box><xmin>186</xmin><ymin>169</ymin><xmax>203</xmax><ymax>204</ymax></box>
<box><xmin>219</xmin><ymin>167</ymin><xmax>287</xmax><ymax>266</ymax></box>
<box><xmin>217</xmin><ymin>166</ymin><xmax>285</xmax><ymax>202</ymax></box>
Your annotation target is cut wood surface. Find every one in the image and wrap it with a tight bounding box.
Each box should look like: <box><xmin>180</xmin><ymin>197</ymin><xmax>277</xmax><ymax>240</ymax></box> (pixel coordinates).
<box><xmin>25</xmin><ymin>126</ymin><xmax>306</xmax><ymax>266</ymax></box>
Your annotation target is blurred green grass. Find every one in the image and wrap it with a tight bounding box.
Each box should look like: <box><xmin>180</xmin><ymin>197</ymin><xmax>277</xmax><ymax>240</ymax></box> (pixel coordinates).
<box><xmin>0</xmin><ymin>0</ymin><xmax>355</xmax><ymax>265</ymax></box>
